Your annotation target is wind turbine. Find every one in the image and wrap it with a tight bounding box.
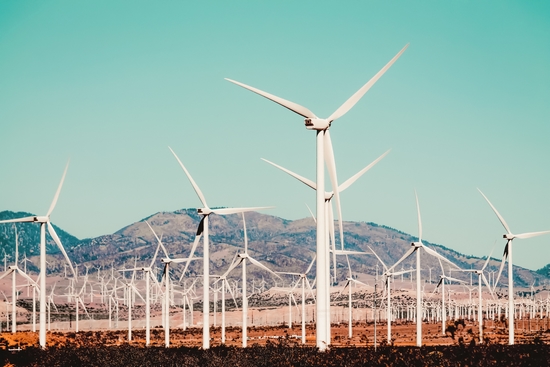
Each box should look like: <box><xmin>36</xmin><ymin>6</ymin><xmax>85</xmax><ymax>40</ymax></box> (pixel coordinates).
<box><xmin>169</xmin><ymin>146</ymin><xmax>271</xmax><ymax>349</ymax></box>
<box><xmin>338</xmin><ymin>255</ymin><xmax>369</xmax><ymax>339</ymax></box>
<box><xmin>0</xmin><ymin>162</ymin><xmax>75</xmax><ymax>348</ymax></box>
<box><xmin>276</xmin><ymin>255</ymin><xmax>316</xmax><ymax>344</ymax></box>
<box><xmin>387</xmin><ymin>192</ymin><xmax>458</xmax><ymax>347</ymax></box>
<box><xmin>262</xmin><ymin>149</ymin><xmax>390</xmax><ymax>282</ymax></box>
<box><xmin>477</xmin><ymin>188</ymin><xmax>550</xmax><ymax>345</ymax></box>
<box><xmin>431</xmin><ymin>258</ymin><xmax>466</xmax><ymax>336</ymax></box>
<box><xmin>212</xmin><ymin>255</ymin><xmax>240</xmax><ymax>344</ymax></box>
<box><xmin>146</xmin><ymin>222</ymin><xmax>199</xmax><ymax>348</ymax></box>
<box><xmin>221</xmin><ymin>212</ymin><xmax>281</xmax><ymax>347</ymax></box>
<box><xmin>0</xmin><ymin>226</ymin><xmax>39</xmax><ymax>333</ymax></box>
<box><xmin>226</xmin><ymin>44</ymin><xmax>408</xmax><ymax>350</ymax></box>
<box><xmin>122</xmin><ymin>221</ymin><xmax>164</xmax><ymax>346</ymax></box>
<box><xmin>459</xmin><ymin>249</ymin><xmax>494</xmax><ymax>343</ymax></box>
<box><xmin>369</xmin><ymin>245</ymin><xmax>413</xmax><ymax>343</ymax></box>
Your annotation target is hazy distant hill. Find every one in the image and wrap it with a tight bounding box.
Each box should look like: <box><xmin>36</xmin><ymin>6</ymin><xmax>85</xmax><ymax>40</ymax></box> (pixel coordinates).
<box><xmin>0</xmin><ymin>208</ymin><xmax>546</xmax><ymax>287</ymax></box>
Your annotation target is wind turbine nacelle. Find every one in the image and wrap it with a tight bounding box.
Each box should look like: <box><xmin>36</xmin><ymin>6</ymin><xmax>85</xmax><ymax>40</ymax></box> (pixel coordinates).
<box><xmin>304</xmin><ymin>118</ymin><xmax>330</xmax><ymax>130</ymax></box>
<box><xmin>35</xmin><ymin>216</ymin><xmax>48</xmax><ymax>222</ymax></box>
<box><xmin>197</xmin><ymin>208</ymin><xmax>212</xmax><ymax>215</ymax></box>
<box><xmin>503</xmin><ymin>234</ymin><xmax>515</xmax><ymax>240</ymax></box>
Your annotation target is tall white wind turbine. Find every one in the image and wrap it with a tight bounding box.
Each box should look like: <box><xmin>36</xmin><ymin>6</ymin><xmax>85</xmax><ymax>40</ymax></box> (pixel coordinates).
<box><xmin>477</xmin><ymin>189</ymin><xmax>550</xmax><ymax>345</ymax></box>
<box><xmin>226</xmin><ymin>44</ymin><xmax>408</xmax><ymax>350</ymax></box>
<box><xmin>0</xmin><ymin>162</ymin><xmax>75</xmax><ymax>348</ymax></box>
<box><xmin>169</xmin><ymin>147</ymin><xmax>271</xmax><ymax>349</ymax></box>
<box><xmin>387</xmin><ymin>192</ymin><xmax>458</xmax><ymax>347</ymax></box>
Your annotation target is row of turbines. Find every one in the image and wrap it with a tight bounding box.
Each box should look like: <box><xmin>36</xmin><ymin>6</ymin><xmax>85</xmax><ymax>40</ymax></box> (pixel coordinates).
<box><xmin>2</xmin><ymin>44</ymin><xmax>549</xmax><ymax>351</ymax></box>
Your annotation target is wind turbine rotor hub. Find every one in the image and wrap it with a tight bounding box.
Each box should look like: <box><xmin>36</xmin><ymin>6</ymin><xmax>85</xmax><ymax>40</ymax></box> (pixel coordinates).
<box><xmin>504</xmin><ymin>234</ymin><xmax>515</xmax><ymax>240</ymax></box>
<box><xmin>411</xmin><ymin>242</ymin><xmax>421</xmax><ymax>248</ymax></box>
<box><xmin>304</xmin><ymin>118</ymin><xmax>330</xmax><ymax>130</ymax></box>
<box><xmin>197</xmin><ymin>208</ymin><xmax>212</xmax><ymax>215</ymax></box>
<box><xmin>35</xmin><ymin>216</ymin><xmax>48</xmax><ymax>222</ymax></box>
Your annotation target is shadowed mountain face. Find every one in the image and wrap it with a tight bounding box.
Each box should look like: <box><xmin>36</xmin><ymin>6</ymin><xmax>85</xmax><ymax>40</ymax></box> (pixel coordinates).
<box><xmin>0</xmin><ymin>209</ymin><xmax>545</xmax><ymax>287</ymax></box>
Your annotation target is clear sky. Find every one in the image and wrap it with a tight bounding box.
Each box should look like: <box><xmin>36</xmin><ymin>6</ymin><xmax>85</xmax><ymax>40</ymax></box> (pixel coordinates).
<box><xmin>1</xmin><ymin>1</ymin><xmax>549</xmax><ymax>270</ymax></box>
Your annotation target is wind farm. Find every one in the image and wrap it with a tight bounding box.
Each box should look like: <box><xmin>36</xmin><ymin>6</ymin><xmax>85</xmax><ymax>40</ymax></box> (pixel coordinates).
<box><xmin>1</xmin><ymin>1</ymin><xmax>550</xmax><ymax>366</ymax></box>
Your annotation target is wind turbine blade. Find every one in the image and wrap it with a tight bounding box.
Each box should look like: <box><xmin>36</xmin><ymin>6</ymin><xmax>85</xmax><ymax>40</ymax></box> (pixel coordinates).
<box><xmin>305</xmin><ymin>203</ymin><xmax>316</xmax><ymax>223</ymax></box>
<box><xmin>327</xmin><ymin>44</ymin><xmax>409</xmax><ymax>123</ymax></box>
<box><xmin>0</xmin><ymin>216</ymin><xmax>37</xmax><ymax>224</ymax></box>
<box><xmin>482</xmin><ymin>246</ymin><xmax>495</xmax><ymax>271</ymax></box>
<box><xmin>169</xmin><ymin>147</ymin><xmax>209</xmax><ymax>208</ymax></box>
<box><xmin>393</xmin><ymin>269</ymin><xmax>415</xmax><ymax>276</ymax></box>
<box><xmin>367</xmin><ymin>246</ymin><xmax>388</xmax><ymax>272</ymax></box>
<box><xmin>261</xmin><ymin>158</ymin><xmax>317</xmax><ymax>190</ymax></box>
<box><xmin>14</xmin><ymin>225</ymin><xmax>19</xmax><ymax>265</ymax></box>
<box><xmin>180</xmin><ymin>233</ymin><xmax>202</xmax><ymax>281</ymax></box>
<box><xmin>224</xmin><ymin>257</ymin><xmax>244</xmax><ymax>278</ymax></box>
<box><xmin>339</xmin><ymin>280</ymin><xmax>351</xmax><ymax>296</ymax></box>
<box><xmin>225</xmin><ymin>78</ymin><xmax>317</xmax><ymax>119</ymax></box>
<box><xmin>305</xmin><ymin>277</ymin><xmax>315</xmax><ymax>300</ymax></box>
<box><xmin>196</xmin><ymin>216</ymin><xmax>205</xmax><ymax>236</ymax></box>
<box><xmin>388</xmin><ymin>246</ymin><xmax>416</xmax><ymax>273</ymax></box>
<box><xmin>247</xmin><ymin>257</ymin><xmax>281</xmax><ymax>280</ymax></box>
<box><xmin>171</xmin><ymin>257</ymin><xmax>201</xmax><ymax>264</ymax></box>
<box><xmin>415</xmin><ymin>190</ymin><xmax>422</xmax><ymax>242</ymax></box>
<box><xmin>324</xmin><ymin>130</ymin><xmax>344</xmax><ymax>250</ymax></box>
<box><xmin>305</xmin><ymin>255</ymin><xmax>316</xmax><ymax>275</ymax></box>
<box><xmin>515</xmin><ymin>230</ymin><xmax>550</xmax><ymax>239</ymax></box>
<box><xmin>481</xmin><ymin>273</ymin><xmax>494</xmax><ymax>298</ymax></box>
<box><xmin>47</xmin><ymin>160</ymin><xmax>69</xmax><ymax>217</ymax></box>
<box><xmin>345</xmin><ymin>255</ymin><xmax>352</xmax><ymax>279</ymax></box>
<box><xmin>446</xmin><ymin>276</ymin><xmax>466</xmax><ymax>284</ymax></box>
<box><xmin>291</xmin><ymin>279</ymin><xmax>301</xmax><ymax>292</ymax></box>
<box><xmin>47</xmin><ymin>222</ymin><xmax>75</xmax><ymax>277</ymax></box>
<box><xmin>338</xmin><ymin>149</ymin><xmax>391</xmax><ymax>193</ymax></box>
<box><xmin>438</xmin><ymin>258</ymin><xmax>445</xmax><ymax>275</ymax></box>
<box><xmin>242</xmin><ymin>213</ymin><xmax>248</xmax><ymax>253</ymax></box>
<box><xmin>477</xmin><ymin>189</ymin><xmax>511</xmax><ymax>234</ymax></box>
<box><xmin>225</xmin><ymin>278</ymin><xmax>239</xmax><ymax>310</ymax></box>
<box><xmin>493</xmin><ymin>245</ymin><xmax>508</xmax><ymax>290</ymax></box>
<box><xmin>276</xmin><ymin>272</ymin><xmax>301</xmax><ymax>276</ymax></box>
<box><xmin>436</xmin><ymin>278</ymin><xmax>443</xmax><ymax>289</ymax></box>
<box><xmin>353</xmin><ymin>279</ymin><xmax>369</xmax><ymax>288</ymax></box>
<box><xmin>146</xmin><ymin>222</ymin><xmax>169</xmax><ymax>259</ymax></box>
<box><xmin>149</xmin><ymin>234</ymin><xmax>163</xmax><ymax>268</ymax></box>
<box><xmin>17</xmin><ymin>269</ymin><xmax>38</xmax><ymax>286</ymax></box>
<box><xmin>212</xmin><ymin>206</ymin><xmax>273</xmax><ymax>215</ymax></box>
<box><xmin>333</xmin><ymin>250</ymin><xmax>370</xmax><ymax>256</ymax></box>
<box><xmin>421</xmin><ymin>244</ymin><xmax>459</xmax><ymax>269</ymax></box>
<box><xmin>0</xmin><ymin>270</ymin><xmax>13</xmax><ymax>281</ymax></box>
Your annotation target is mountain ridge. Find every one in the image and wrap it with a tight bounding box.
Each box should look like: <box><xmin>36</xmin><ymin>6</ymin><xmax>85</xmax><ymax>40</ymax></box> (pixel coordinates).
<box><xmin>0</xmin><ymin>209</ymin><xmax>547</xmax><ymax>288</ymax></box>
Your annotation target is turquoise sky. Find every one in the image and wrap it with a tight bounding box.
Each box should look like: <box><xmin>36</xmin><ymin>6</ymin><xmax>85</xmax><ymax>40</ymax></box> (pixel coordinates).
<box><xmin>1</xmin><ymin>1</ymin><xmax>549</xmax><ymax>270</ymax></box>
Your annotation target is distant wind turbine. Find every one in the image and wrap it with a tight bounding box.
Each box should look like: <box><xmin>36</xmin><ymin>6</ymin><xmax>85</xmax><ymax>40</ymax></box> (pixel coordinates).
<box><xmin>477</xmin><ymin>189</ymin><xmax>550</xmax><ymax>345</ymax></box>
<box><xmin>169</xmin><ymin>146</ymin><xmax>272</xmax><ymax>349</ymax></box>
<box><xmin>0</xmin><ymin>162</ymin><xmax>75</xmax><ymax>348</ymax></box>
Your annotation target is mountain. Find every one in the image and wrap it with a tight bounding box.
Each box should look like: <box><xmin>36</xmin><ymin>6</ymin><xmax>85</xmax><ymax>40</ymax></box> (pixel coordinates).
<box><xmin>0</xmin><ymin>208</ymin><xmax>545</xmax><ymax>288</ymax></box>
